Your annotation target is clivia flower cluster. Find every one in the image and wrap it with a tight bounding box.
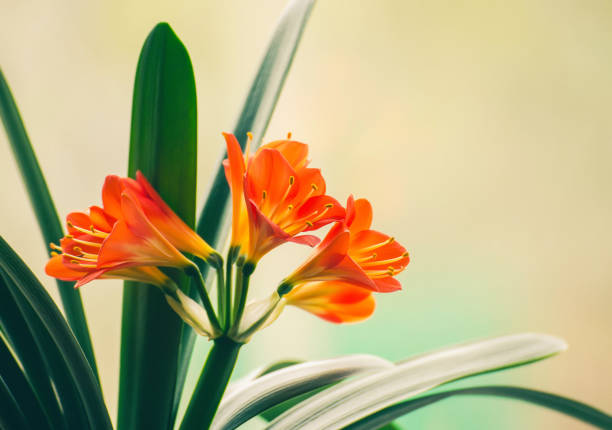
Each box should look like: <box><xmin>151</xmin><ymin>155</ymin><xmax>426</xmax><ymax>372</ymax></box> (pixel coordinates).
<box><xmin>46</xmin><ymin>133</ymin><xmax>409</xmax><ymax>342</ymax></box>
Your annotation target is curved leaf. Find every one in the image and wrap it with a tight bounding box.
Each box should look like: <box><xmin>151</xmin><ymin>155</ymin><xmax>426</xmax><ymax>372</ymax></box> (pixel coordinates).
<box><xmin>0</xmin><ymin>236</ymin><xmax>112</xmax><ymax>430</ymax></box>
<box><xmin>174</xmin><ymin>0</ymin><xmax>317</xmax><ymax>418</ymax></box>
<box><xmin>212</xmin><ymin>355</ymin><xmax>392</xmax><ymax>430</ymax></box>
<box><xmin>0</xmin><ymin>67</ymin><xmax>98</xmax><ymax>377</ymax></box>
<box><xmin>0</xmin><ymin>335</ymin><xmax>52</xmax><ymax>430</ymax></box>
<box><xmin>344</xmin><ymin>386</ymin><xmax>612</xmax><ymax>430</ymax></box>
<box><xmin>267</xmin><ymin>333</ymin><xmax>566</xmax><ymax>429</ymax></box>
<box><xmin>0</xmin><ymin>273</ymin><xmax>67</xmax><ymax>430</ymax></box>
<box><xmin>118</xmin><ymin>22</ymin><xmax>198</xmax><ymax>430</ymax></box>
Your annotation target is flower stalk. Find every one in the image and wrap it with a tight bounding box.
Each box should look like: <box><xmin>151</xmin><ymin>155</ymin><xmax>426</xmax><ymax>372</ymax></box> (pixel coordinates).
<box><xmin>179</xmin><ymin>337</ymin><xmax>242</xmax><ymax>430</ymax></box>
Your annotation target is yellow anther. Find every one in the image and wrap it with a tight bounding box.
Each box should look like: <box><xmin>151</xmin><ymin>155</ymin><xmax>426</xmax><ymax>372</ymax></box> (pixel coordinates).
<box><xmin>67</xmin><ymin>221</ymin><xmax>74</xmax><ymax>228</ymax></box>
<box><xmin>73</xmin><ymin>246</ymin><xmax>83</xmax><ymax>255</ymax></box>
<box><xmin>50</xmin><ymin>251</ymin><xmax>59</xmax><ymax>257</ymax></box>
<box><xmin>262</xmin><ymin>190</ymin><xmax>267</xmax><ymax>200</ymax></box>
<box><xmin>247</xmin><ymin>131</ymin><xmax>253</xmax><ymax>141</ymax></box>
<box><xmin>289</xmin><ymin>176</ymin><xmax>295</xmax><ymax>185</ymax></box>
<box><xmin>311</xmin><ymin>183</ymin><xmax>319</xmax><ymax>191</ymax></box>
<box><xmin>66</xmin><ymin>235</ymin><xmax>73</xmax><ymax>239</ymax></box>
<box><xmin>287</xmin><ymin>132</ymin><xmax>292</xmax><ymax>139</ymax></box>
<box><xmin>325</xmin><ymin>203</ymin><xmax>333</xmax><ymax>209</ymax></box>
<box><xmin>403</xmin><ymin>252</ymin><xmax>409</xmax><ymax>258</ymax></box>
<box><xmin>70</xmin><ymin>259</ymin><xmax>79</xmax><ymax>265</ymax></box>
<box><xmin>287</xmin><ymin>204</ymin><xmax>294</xmax><ymax>210</ymax></box>
<box><xmin>49</xmin><ymin>243</ymin><xmax>62</xmax><ymax>251</ymax></box>
<box><xmin>305</xmin><ymin>221</ymin><xmax>314</xmax><ymax>227</ymax></box>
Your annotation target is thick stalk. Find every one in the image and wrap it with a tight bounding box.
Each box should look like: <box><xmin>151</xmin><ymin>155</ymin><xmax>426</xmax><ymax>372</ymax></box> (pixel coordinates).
<box><xmin>179</xmin><ymin>337</ymin><xmax>241</xmax><ymax>430</ymax></box>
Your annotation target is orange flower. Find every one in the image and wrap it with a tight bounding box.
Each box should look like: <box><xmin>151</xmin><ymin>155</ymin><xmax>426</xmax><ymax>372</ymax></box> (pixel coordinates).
<box><xmin>223</xmin><ymin>132</ymin><xmax>345</xmax><ymax>262</ymax></box>
<box><xmin>279</xmin><ymin>195</ymin><xmax>408</xmax><ymax>322</ymax></box>
<box><xmin>107</xmin><ymin>172</ymin><xmax>217</xmax><ymax>263</ymax></box>
<box><xmin>45</xmin><ymin>175</ymin><xmax>200</xmax><ymax>288</ymax></box>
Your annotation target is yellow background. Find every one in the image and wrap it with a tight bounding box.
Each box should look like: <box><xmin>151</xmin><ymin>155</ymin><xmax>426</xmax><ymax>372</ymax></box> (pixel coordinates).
<box><xmin>1</xmin><ymin>1</ymin><xmax>611</xmax><ymax>428</ymax></box>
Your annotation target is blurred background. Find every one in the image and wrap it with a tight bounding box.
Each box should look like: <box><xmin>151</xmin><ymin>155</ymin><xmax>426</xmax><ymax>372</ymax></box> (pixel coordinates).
<box><xmin>1</xmin><ymin>0</ymin><xmax>611</xmax><ymax>428</ymax></box>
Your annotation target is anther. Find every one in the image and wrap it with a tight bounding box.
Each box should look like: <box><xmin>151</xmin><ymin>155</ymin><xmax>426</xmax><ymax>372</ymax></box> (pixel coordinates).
<box><xmin>287</xmin><ymin>132</ymin><xmax>292</xmax><ymax>139</ymax></box>
<box><xmin>325</xmin><ymin>203</ymin><xmax>333</xmax><ymax>209</ymax></box>
<box><xmin>305</xmin><ymin>221</ymin><xmax>314</xmax><ymax>227</ymax></box>
<box><xmin>311</xmin><ymin>183</ymin><xmax>319</xmax><ymax>191</ymax></box>
<box><xmin>287</xmin><ymin>204</ymin><xmax>294</xmax><ymax>211</ymax></box>
<box><xmin>262</xmin><ymin>190</ymin><xmax>267</xmax><ymax>200</ymax></box>
<box><xmin>50</xmin><ymin>251</ymin><xmax>59</xmax><ymax>257</ymax></box>
<box><xmin>289</xmin><ymin>176</ymin><xmax>295</xmax><ymax>185</ymax></box>
<box><xmin>73</xmin><ymin>246</ymin><xmax>83</xmax><ymax>254</ymax></box>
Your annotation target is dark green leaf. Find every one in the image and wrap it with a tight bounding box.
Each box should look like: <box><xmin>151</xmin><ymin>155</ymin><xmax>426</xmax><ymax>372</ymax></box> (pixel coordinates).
<box><xmin>0</xmin><ymin>335</ymin><xmax>51</xmax><ymax>430</ymax></box>
<box><xmin>0</xmin><ymin>236</ymin><xmax>112</xmax><ymax>430</ymax></box>
<box><xmin>0</xmin><ymin>375</ymin><xmax>29</xmax><ymax>430</ymax></box>
<box><xmin>0</xmin><ymin>67</ymin><xmax>98</xmax><ymax>378</ymax></box>
<box><xmin>0</xmin><ymin>272</ymin><xmax>67</xmax><ymax>430</ymax></box>
<box><xmin>173</xmin><ymin>0</ymin><xmax>316</xmax><ymax>418</ymax></box>
<box><xmin>343</xmin><ymin>386</ymin><xmax>612</xmax><ymax>430</ymax></box>
<box><xmin>118</xmin><ymin>22</ymin><xmax>197</xmax><ymax>430</ymax></box>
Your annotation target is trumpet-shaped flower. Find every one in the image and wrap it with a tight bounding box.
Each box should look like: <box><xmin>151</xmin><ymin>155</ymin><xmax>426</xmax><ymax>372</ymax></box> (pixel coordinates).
<box><xmin>223</xmin><ymin>132</ymin><xmax>345</xmax><ymax>262</ymax></box>
<box><xmin>45</xmin><ymin>175</ymin><xmax>200</xmax><ymax>288</ymax></box>
<box><xmin>275</xmin><ymin>195</ymin><xmax>408</xmax><ymax>323</ymax></box>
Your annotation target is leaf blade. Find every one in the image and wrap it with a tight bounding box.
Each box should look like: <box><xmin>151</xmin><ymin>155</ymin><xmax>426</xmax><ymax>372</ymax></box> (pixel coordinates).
<box><xmin>0</xmin><ymin>236</ymin><xmax>112</xmax><ymax>430</ymax></box>
<box><xmin>0</xmin><ymin>67</ymin><xmax>98</xmax><ymax>378</ymax></box>
<box><xmin>212</xmin><ymin>354</ymin><xmax>393</xmax><ymax>430</ymax></box>
<box><xmin>118</xmin><ymin>22</ymin><xmax>198</xmax><ymax>430</ymax></box>
<box><xmin>343</xmin><ymin>386</ymin><xmax>612</xmax><ymax>430</ymax></box>
<box><xmin>267</xmin><ymin>333</ymin><xmax>567</xmax><ymax>429</ymax></box>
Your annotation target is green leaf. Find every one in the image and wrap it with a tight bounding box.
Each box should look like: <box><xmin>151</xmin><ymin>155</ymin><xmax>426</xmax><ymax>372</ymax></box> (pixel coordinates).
<box><xmin>343</xmin><ymin>386</ymin><xmax>612</xmax><ymax>430</ymax></box>
<box><xmin>173</xmin><ymin>0</ymin><xmax>316</xmax><ymax>417</ymax></box>
<box><xmin>0</xmin><ymin>375</ymin><xmax>29</xmax><ymax>430</ymax></box>
<box><xmin>267</xmin><ymin>333</ymin><xmax>567</xmax><ymax>429</ymax></box>
<box><xmin>0</xmin><ymin>67</ymin><xmax>98</xmax><ymax>378</ymax></box>
<box><xmin>0</xmin><ymin>235</ymin><xmax>112</xmax><ymax>430</ymax></box>
<box><xmin>0</xmin><ymin>272</ymin><xmax>67</xmax><ymax>430</ymax></box>
<box><xmin>212</xmin><ymin>355</ymin><xmax>392</xmax><ymax>430</ymax></box>
<box><xmin>0</xmin><ymin>335</ymin><xmax>51</xmax><ymax>430</ymax></box>
<box><xmin>118</xmin><ymin>22</ymin><xmax>197</xmax><ymax>430</ymax></box>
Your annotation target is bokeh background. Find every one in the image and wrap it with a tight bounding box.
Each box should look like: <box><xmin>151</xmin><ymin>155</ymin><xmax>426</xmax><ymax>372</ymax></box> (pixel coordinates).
<box><xmin>1</xmin><ymin>1</ymin><xmax>611</xmax><ymax>428</ymax></box>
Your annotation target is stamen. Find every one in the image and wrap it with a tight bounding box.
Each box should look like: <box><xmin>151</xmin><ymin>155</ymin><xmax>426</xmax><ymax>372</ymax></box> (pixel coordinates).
<box><xmin>50</xmin><ymin>251</ymin><xmax>59</xmax><ymax>257</ymax></box>
<box><xmin>49</xmin><ymin>242</ymin><xmax>62</xmax><ymax>251</ymax></box>
<box><xmin>67</xmin><ymin>222</ymin><xmax>108</xmax><ymax>238</ymax></box>
<box><xmin>358</xmin><ymin>237</ymin><xmax>395</xmax><ymax>254</ymax></box>
<box><xmin>289</xmin><ymin>176</ymin><xmax>295</xmax><ymax>185</ymax></box>
<box><xmin>71</xmin><ymin>237</ymin><xmax>102</xmax><ymax>248</ymax></box>
<box><xmin>269</xmin><ymin>176</ymin><xmax>296</xmax><ymax>220</ymax></box>
<box><xmin>311</xmin><ymin>183</ymin><xmax>319</xmax><ymax>191</ymax></box>
<box><xmin>262</xmin><ymin>190</ymin><xmax>267</xmax><ymax>200</ymax></box>
<box><xmin>73</xmin><ymin>246</ymin><xmax>82</xmax><ymax>254</ymax></box>
<box><xmin>63</xmin><ymin>251</ymin><xmax>97</xmax><ymax>263</ymax></box>
<box><xmin>360</xmin><ymin>254</ymin><xmax>409</xmax><ymax>268</ymax></box>
<box><xmin>305</xmin><ymin>221</ymin><xmax>313</xmax><ymax>227</ymax></box>
<box><xmin>287</xmin><ymin>132</ymin><xmax>292</xmax><ymax>139</ymax></box>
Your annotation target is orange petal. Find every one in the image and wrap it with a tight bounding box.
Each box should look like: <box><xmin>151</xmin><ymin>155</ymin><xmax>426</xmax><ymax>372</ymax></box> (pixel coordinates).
<box><xmin>101</xmin><ymin>175</ymin><xmax>124</xmax><ymax>219</ymax></box>
<box><xmin>244</xmin><ymin>198</ymin><xmax>292</xmax><ymax>262</ymax></box>
<box><xmin>89</xmin><ymin>205</ymin><xmax>115</xmax><ymax>232</ymax></box>
<box><xmin>97</xmin><ymin>193</ymin><xmax>191</xmax><ymax>269</ymax></box>
<box><xmin>372</xmin><ymin>276</ymin><xmax>402</xmax><ymax>292</ymax></box>
<box><xmin>261</xmin><ymin>139</ymin><xmax>309</xmax><ymax>170</ymax></box>
<box><xmin>223</xmin><ymin>132</ymin><xmax>248</xmax><ymax>248</ymax></box>
<box><xmin>287</xmin><ymin>229</ymin><xmax>377</xmax><ymax>290</ymax></box>
<box><xmin>350</xmin><ymin>229</ymin><xmax>409</xmax><ymax>274</ymax></box>
<box><xmin>346</xmin><ymin>195</ymin><xmax>373</xmax><ymax>235</ymax></box>
<box><xmin>245</xmin><ymin>148</ymin><xmax>297</xmax><ymax>210</ymax></box>
<box><xmin>286</xmin><ymin>281</ymin><xmax>375</xmax><ymax>323</ymax></box>
<box><xmin>45</xmin><ymin>255</ymin><xmax>85</xmax><ymax>281</ymax></box>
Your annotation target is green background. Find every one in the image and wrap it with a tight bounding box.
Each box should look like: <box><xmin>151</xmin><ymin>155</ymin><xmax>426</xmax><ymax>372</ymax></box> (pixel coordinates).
<box><xmin>1</xmin><ymin>1</ymin><xmax>611</xmax><ymax>428</ymax></box>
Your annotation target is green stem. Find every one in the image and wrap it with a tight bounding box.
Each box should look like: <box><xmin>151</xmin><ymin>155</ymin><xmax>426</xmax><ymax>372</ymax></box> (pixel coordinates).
<box><xmin>232</xmin><ymin>262</ymin><xmax>255</xmax><ymax>328</ymax></box>
<box><xmin>179</xmin><ymin>337</ymin><xmax>241</xmax><ymax>430</ymax></box>
<box><xmin>215</xmin><ymin>264</ymin><xmax>226</xmax><ymax>331</ymax></box>
<box><xmin>224</xmin><ymin>247</ymin><xmax>238</xmax><ymax>331</ymax></box>
<box><xmin>187</xmin><ymin>266</ymin><xmax>221</xmax><ymax>333</ymax></box>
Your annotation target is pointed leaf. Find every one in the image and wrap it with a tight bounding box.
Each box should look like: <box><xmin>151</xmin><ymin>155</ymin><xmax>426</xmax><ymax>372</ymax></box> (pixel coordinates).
<box><xmin>0</xmin><ymin>67</ymin><xmax>98</xmax><ymax>377</ymax></box>
<box><xmin>0</xmin><ymin>236</ymin><xmax>112</xmax><ymax>430</ymax></box>
<box><xmin>118</xmin><ymin>22</ymin><xmax>198</xmax><ymax>430</ymax></box>
<box><xmin>267</xmin><ymin>333</ymin><xmax>566</xmax><ymax>429</ymax></box>
<box><xmin>344</xmin><ymin>386</ymin><xmax>612</xmax><ymax>430</ymax></box>
<box><xmin>0</xmin><ymin>335</ymin><xmax>52</xmax><ymax>430</ymax></box>
<box><xmin>212</xmin><ymin>354</ymin><xmax>392</xmax><ymax>430</ymax></box>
